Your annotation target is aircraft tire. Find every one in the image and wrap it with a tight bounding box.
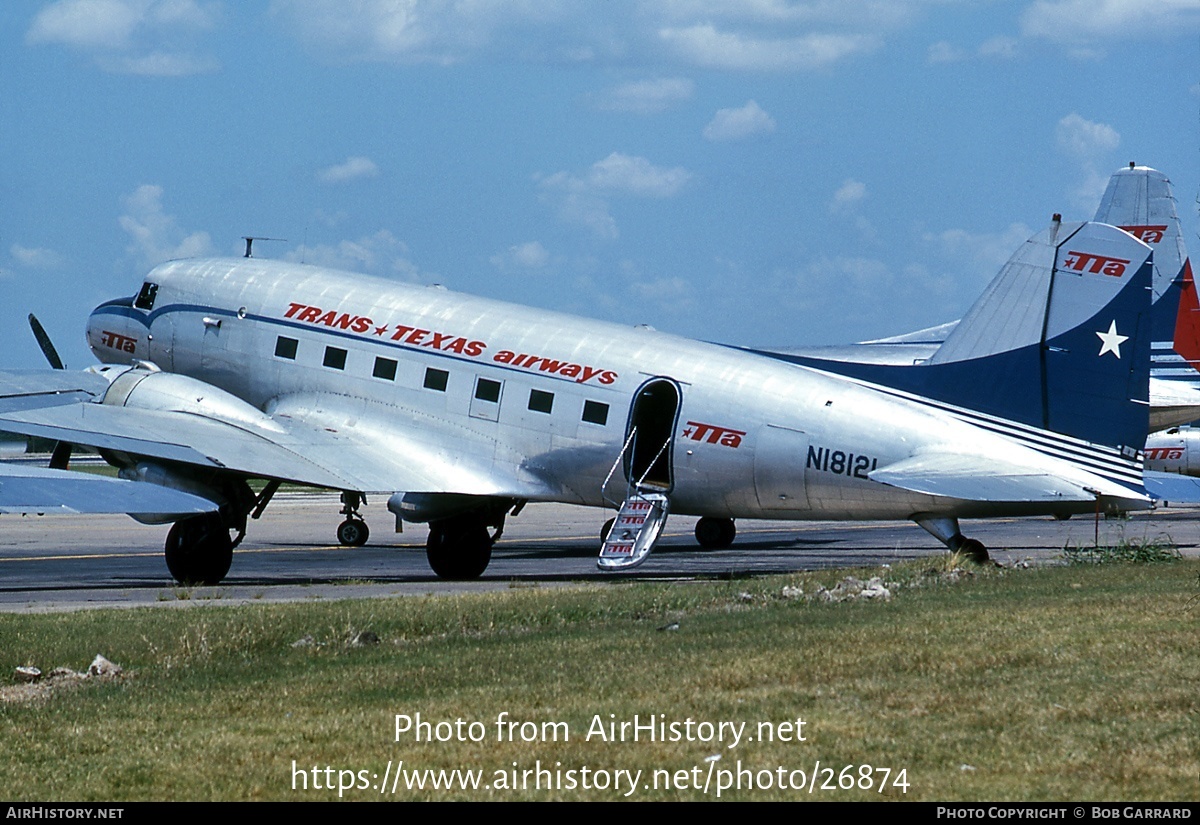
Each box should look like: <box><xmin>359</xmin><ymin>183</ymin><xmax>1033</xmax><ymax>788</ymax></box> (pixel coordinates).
<box><xmin>165</xmin><ymin>514</ymin><xmax>233</xmax><ymax>585</ymax></box>
<box><xmin>601</xmin><ymin>517</ymin><xmax>615</xmax><ymax>545</ymax></box>
<box><xmin>695</xmin><ymin>517</ymin><xmax>736</xmax><ymax>549</ymax></box>
<box><xmin>956</xmin><ymin>537</ymin><xmax>989</xmax><ymax>564</ymax></box>
<box><xmin>426</xmin><ymin>516</ymin><xmax>492</xmax><ymax>579</ymax></box>
<box><xmin>337</xmin><ymin>518</ymin><xmax>369</xmax><ymax>547</ymax></box>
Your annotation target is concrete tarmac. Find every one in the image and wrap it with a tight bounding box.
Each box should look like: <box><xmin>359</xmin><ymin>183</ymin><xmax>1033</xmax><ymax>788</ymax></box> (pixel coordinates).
<box><xmin>1</xmin><ymin>493</ymin><xmax>1197</xmax><ymax>612</ymax></box>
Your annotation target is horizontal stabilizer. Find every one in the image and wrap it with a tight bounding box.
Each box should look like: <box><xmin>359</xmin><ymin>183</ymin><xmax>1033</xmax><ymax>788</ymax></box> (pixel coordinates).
<box><xmin>870</xmin><ymin>451</ymin><xmax>1146</xmax><ymax>504</ymax></box>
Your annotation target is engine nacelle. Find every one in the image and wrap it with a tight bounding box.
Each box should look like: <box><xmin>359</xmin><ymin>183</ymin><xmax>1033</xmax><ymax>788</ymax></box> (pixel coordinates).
<box><xmin>120</xmin><ymin>461</ymin><xmax>223</xmax><ymax>525</ymax></box>
<box><xmin>98</xmin><ymin>367</ymin><xmax>284</xmax><ymax>434</ymax></box>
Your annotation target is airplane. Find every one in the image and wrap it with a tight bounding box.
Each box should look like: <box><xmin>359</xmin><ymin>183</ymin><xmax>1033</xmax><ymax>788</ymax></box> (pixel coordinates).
<box><xmin>0</xmin><ymin>216</ymin><xmax>1157</xmax><ymax>584</ymax></box>
<box><xmin>765</xmin><ymin>164</ymin><xmax>1200</xmax><ymax>433</ymax></box>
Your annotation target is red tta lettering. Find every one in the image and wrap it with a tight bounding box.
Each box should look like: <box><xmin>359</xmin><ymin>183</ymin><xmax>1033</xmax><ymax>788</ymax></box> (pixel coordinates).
<box><xmin>1119</xmin><ymin>225</ymin><xmax>1167</xmax><ymax>244</ymax></box>
<box><xmin>1063</xmin><ymin>251</ymin><xmax>1130</xmax><ymax>277</ymax></box>
<box><xmin>683</xmin><ymin>421</ymin><xmax>747</xmax><ymax>448</ymax></box>
<box><xmin>100</xmin><ymin>330</ymin><xmax>137</xmax><ymax>353</ymax></box>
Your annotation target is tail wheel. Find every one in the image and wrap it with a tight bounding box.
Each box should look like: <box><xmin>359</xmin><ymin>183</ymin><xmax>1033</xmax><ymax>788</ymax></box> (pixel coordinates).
<box><xmin>955</xmin><ymin>537</ymin><xmax>990</xmax><ymax>564</ymax></box>
<box><xmin>337</xmin><ymin>518</ymin><xmax>370</xmax><ymax>547</ymax></box>
<box><xmin>165</xmin><ymin>514</ymin><xmax>233</xmax><ymax>585</ymax></box>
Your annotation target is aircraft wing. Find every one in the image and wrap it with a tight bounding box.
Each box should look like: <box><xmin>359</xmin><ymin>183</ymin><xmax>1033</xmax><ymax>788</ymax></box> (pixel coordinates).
<box><xmin>1142</xmin><ymin>471</ymin><xmax>1200</xmax><ymax>504</ymax></box>
<box><xmin>870</xmin><ymin>451</ymin><xmax>1148</xmax><ymax>504</ymax></box>
<box><xmin>0</xmin><ymin>378</ymin><xmax>560</xmax><ymax>498</ymax></box>
<box><xmin>0</xmin><ymin>463</ymin><xmax>217</xmax><ymax>516</ymax></box>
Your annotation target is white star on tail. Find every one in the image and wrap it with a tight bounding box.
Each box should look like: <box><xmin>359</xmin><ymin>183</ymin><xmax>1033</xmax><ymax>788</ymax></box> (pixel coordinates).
<box><xmin>1096</xmin><ymin>320</ymin><xmax>1128</xmax><ymax>358</ymax></box>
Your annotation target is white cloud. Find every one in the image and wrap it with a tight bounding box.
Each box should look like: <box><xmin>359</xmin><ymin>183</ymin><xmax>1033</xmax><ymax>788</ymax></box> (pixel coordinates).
<box><xmin>926</xmin><ymin>40</ymin><xmax>965</xmax><ymax>63</ymax></box>
<box><xmin>924</xmin><ymin>222</ymin><xmax>1037</xmax><ymax>279</ymax></box>
<box><xmin>103</xmin><ymin>51</ymin><xmax>220</xmax><ymax>76</ymax></box>
<box><xmin>1055</xmin><ymin>113</ymin><xmax>1120</xmax><ymax>209</ymax></box>
<box><xmin>317</xmin><ymin>156</ymin><xmax>380</xmax><ymax>184</ymax></box>
<box><xmin>1056</xmin><ymin>113</ymin><xmax>1120</xmax><ymax>157</ymax></box>
<box><xmin>659</xmin><ymin>24</ymin><xmax>879</xmax><ymax>70</ymax></box>
<box><xmin>10</xmin><ymin>245</ymin><xmax>65</xmax><ymax>269</ymax></box>
<box><xmin>594</xmin><ymin>78</ymin><xmax>695</xmax><ymax>113</ymax></box>
<box><xmin>585</xmin><ymin>152</ymin><xmax>691</xmax><ymax>197</ymax></box>
<box><xmin>830</xmin><ymin>179</ymin><xmax>867</xmax><ymax>212</ymax></box>
<box><xmin>119</xmin><ymin>184</ymin><xmax>215</xmax><ymax>269</ymax></box>
<box><xmin>27</xmin><ymin>0</ymin><xmax>221</xmax><ymax>75</ymax></box>
<box><xmin>538</xmin><ymin>152</ymin><xmax>692</xmax><ymax>239</ymax></box>
<box><xmin>1022</xmin><ymin>0</ymin><xmax>1200</xmax><ymax>44</ymax></box>
<box><xmin>491</xmin><ymin>241</ymin><xmax>551</xmax><ymax>272</ymax></box>
<box><xmin>27</xmin><ymin>0</ymin><xmax>144</xmax><ymax>49</ymax></box>
<box><xmin>271</xmin><ymin>2</ymin><xmax>934</xmax><ymax>71</ymax></box>
<box><xmin>978</xmin><ymin>35</ymin><xmax>1018</xmax><ymax>59</ymax></box>
<box><xmin>703</xmin><ymin>100</ymin><xmax>776</xmax><ymax>142</ymax></box>
<box><xmin>285</xmin><ymin>230</ymin><xmax>423</xmax><ymax>280</ymax></box>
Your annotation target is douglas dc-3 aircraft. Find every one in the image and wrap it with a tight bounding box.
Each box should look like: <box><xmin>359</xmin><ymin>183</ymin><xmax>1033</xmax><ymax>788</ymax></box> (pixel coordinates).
<box><xmin>0</xmin><ymin>214</ymin><xmax>1160</xmax><ymax>584</ymax></box>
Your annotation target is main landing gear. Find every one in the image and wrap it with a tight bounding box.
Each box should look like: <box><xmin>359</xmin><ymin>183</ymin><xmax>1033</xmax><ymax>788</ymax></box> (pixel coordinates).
<box><xmin>425</xmin><ymin>502</ymin><xmax>513</xmax><ymax>580</ymax></box>
<box><xmin>915</xmin><ymin>515</ymin><xmax>990</xmax><ymax>563</ymax></box>
<box><xmin>337</xmin><ymin>491</ymin><xmax>370</xmax><ymax>547</ymax></box>
<box><xmin>694</xmin><ymin>517</ymin><xmax>736</xmax><ymax>549</ymax></box>
<box><xmin>164</xmin><ymin>513</ymin><xmax>233</xmax><ymax>585</ymax></box>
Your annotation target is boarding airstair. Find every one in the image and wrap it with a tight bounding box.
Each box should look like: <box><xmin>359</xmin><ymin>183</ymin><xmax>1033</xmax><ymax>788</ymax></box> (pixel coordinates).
<box><xmin>598</xmin><ymin>427</ymin><xmax>671</xmax><ymax>570</ymax></box>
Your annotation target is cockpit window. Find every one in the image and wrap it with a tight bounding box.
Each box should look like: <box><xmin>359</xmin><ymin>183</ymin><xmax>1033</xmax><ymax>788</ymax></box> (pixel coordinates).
<box><xmin>134</xmin><ymin>282</ymin><xmax>159</xmax><ymax>310</ymax></box>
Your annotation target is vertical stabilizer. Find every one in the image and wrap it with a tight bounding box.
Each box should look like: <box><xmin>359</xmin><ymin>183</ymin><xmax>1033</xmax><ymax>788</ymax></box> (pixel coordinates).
<box><xmin>925</xmin><ymin>220</ymin><xmax>1153</xmax><ymax>450</ymax></box>
<box><xmin>1093</xmin><ymin>164</ymin><xmax>1200</xmax><ymax>376</ymax></box>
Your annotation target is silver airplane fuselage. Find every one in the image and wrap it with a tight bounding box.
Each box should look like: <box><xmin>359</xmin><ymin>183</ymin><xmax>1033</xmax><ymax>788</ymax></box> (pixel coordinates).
<box><xmin>84</xmin><ymin>257</ymin><xmax>1140</xmax><ymax>532</ymax></box>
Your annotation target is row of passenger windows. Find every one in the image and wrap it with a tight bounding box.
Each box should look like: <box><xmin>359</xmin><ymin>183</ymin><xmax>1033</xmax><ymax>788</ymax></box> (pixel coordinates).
<box><xmin>274</xmin><ymin>335</ymin><xmax>609</xmax><ymax>426</ymax></box>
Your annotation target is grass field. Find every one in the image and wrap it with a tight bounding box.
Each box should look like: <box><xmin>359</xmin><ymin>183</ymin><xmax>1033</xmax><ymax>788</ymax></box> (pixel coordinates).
<box><xmin>2</xmin><ymin>554</ymin><xmax>1197</xmax><ymax>801</ymax></box>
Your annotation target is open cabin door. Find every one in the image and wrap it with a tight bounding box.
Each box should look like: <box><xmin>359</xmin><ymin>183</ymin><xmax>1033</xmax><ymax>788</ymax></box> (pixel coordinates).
<box><xmin>598</xmin><ymin>377</ymin><xmax>681</xmax><ymax>571</ymax></box>
<box><xmin>624</xmin><ymin>377</ymin><xmax>681</xmax><ymax>491</ymax></box>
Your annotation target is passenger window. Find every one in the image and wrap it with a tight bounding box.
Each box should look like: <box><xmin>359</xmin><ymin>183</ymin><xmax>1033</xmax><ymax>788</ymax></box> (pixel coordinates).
<box><xmin>323</xmin><ymin>346</ymin><xmax>347</xmax><ymax>370</ymax></box>
<box><xmin>373</xmin><ymin>357</ymin><xmax>397</xmax><ymax>381</ymax></box>
<box><xmin>134</xmin><ymin>282</ymin><xmax>158</xmax><ymax>310</ymax></box>
<box><xmin>528</xmin><ymin>389</ymin><xmax>554</xmax><ymax>414</ymax></box>
<box><xmin>275</xmin><ymin>336</ymin><xmax>298</xmax><ymax>360</ymax></box>
<box><xmin>424</xmin><ymin>367</ymin><xmax>449</xmax><ymax>391</ymax></box>
<box><xmin>582</xmin><ymin>400</ymin><xmax>609</xmax><ymax>425</ymax></box>
<box><xmin>475</xmin><ymin>378</ymin><xmax>502</xmax><ymax>403</ymax></box>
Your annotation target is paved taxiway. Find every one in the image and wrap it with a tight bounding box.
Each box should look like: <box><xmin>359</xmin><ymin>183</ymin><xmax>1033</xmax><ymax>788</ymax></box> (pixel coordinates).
<box><xmin>1</xmin><ymin>493</ymin><xmax>1197</xmax><ymax>612</ymax></box>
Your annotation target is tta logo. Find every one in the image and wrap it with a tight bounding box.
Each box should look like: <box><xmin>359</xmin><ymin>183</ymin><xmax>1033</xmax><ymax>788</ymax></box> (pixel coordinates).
<box><xmin>1063</xmin><ymin>250</ymin><xmax>1130</xmax><ymax>277</ymax></box>
<box><xmin>682</xmin><ymin>421</ymin><xmax>746</xmax><ymax>448</ymax></box>
<box><xmin>1145</xmin><ymin>446</ymin><xmax>1184</xmax><ymax>461</ymax></box>
<box><xmin>100</xmin><ymin>330</ymin><xmax>136</xmax><ymax>354</ymax></box>
<box><xmin>1119</xmin><ymin>225</ymin><xmax>1167</xmax><ymax>244</ymax></box>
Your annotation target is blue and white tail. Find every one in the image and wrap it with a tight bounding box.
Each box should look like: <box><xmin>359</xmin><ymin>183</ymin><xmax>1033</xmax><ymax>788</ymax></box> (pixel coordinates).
<box><xmin>769</xmin><ymin>219</ymin><xmax>1154</xmax><ymax>469</ymax></box>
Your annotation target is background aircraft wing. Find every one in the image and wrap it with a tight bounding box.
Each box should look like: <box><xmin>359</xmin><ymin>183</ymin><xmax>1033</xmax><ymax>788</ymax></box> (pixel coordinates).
<box><xmin>0</xmin><ymin>463</ymin><xmax>217</xmax><ymax>516</ymax></box>
<box><xmin>1142</xmin><ymin>471</ymin><xmax>1200</xmax><ymax>504</ymax></box>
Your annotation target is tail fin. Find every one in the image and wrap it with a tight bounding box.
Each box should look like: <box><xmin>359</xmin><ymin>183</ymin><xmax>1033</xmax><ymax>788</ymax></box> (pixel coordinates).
<box><xmin>924</xmin><ymin>219</ymin><xmax>1152</xmax><ymax>451</ymax></box>
<box><xmin>766</xmin><ymin>220</ymin><xmax>1154</xmax><ymax>455</ymax></box>
<box><xmin>1092</xmin><ymin>164</ymin><xmax>1200</xmax><ymax>376</ymax></box>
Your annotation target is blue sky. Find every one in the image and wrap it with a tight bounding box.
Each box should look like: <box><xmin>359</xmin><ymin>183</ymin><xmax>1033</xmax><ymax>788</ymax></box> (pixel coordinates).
<box><xmin>2</xmin><ymin>0</ymin><xmax>1199</xmax><ymax>369</ymax></box>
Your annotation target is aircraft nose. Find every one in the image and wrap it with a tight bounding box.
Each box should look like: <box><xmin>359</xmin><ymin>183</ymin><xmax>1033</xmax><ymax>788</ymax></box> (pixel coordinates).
<box><xmin>87</xmin><ymin>297</ymin><xmax>142</xmax><ymax>365</ymax></box>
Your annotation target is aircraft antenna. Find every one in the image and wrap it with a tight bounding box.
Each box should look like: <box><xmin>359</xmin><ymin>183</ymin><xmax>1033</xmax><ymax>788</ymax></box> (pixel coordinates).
<box><xmin>241</xmin><ymin>236</ymin><xmax>287</xmax><ymax>258</ymax></box>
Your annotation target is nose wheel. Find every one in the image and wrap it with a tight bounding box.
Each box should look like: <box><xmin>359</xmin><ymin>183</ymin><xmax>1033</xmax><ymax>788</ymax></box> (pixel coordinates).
<box><xmin>337</xmin><ymin>491</ymin><xmax>370</xmax><ymax>546</ymax></box>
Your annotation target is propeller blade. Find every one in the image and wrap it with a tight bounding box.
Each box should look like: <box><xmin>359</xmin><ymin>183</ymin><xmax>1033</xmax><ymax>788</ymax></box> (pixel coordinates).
<box><xmin>49</xmin><ymin>441</ymin><xmax>73</xmax><ymax>470</ymax></box>
<box><xmin>28</xmin><ymin>314</ymin><xmax>64</xmax><ymax>370</ymax></box>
